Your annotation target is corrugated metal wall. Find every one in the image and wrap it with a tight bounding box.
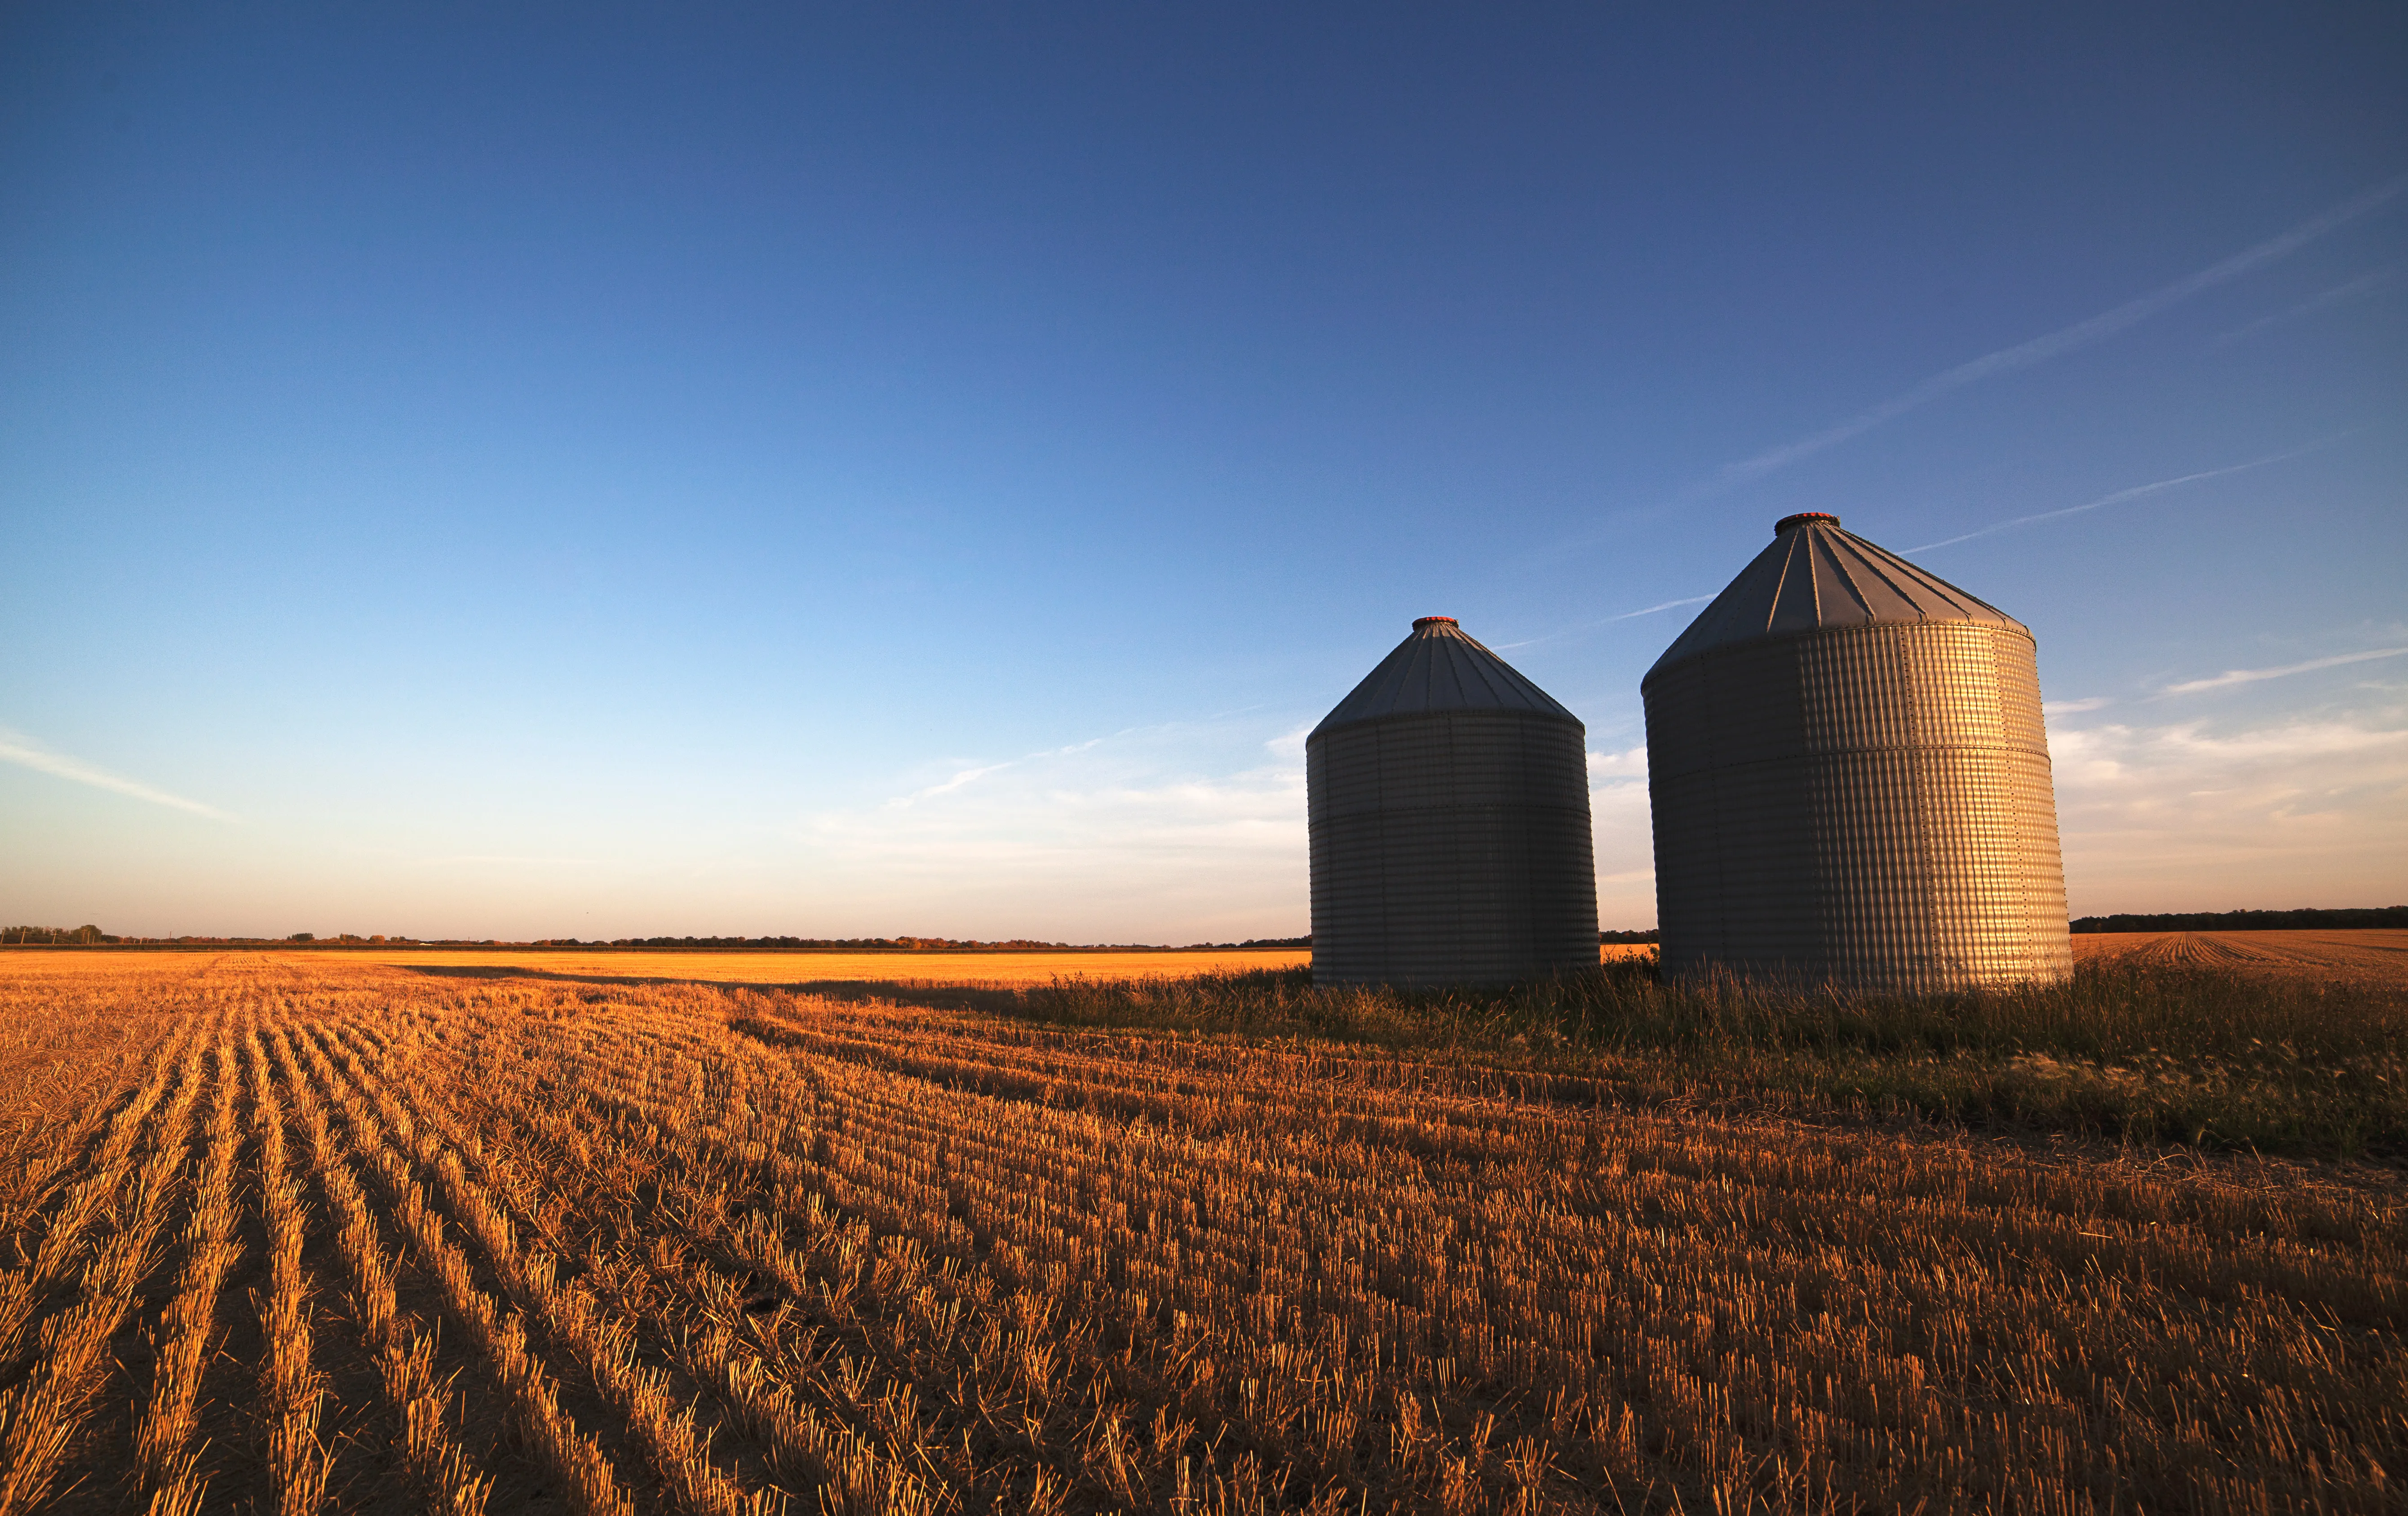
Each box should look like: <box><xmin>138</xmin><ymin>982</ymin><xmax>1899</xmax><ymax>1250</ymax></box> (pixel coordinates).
<box><xmin>1309</xmin><ymin>621</ymin><xmax>1598</xmax><ymax>987</ymax></box>
<box><xmin>1646</xmin><ymin>618</ymin><xmax>2073</xmax><ymax>992</ymax></box>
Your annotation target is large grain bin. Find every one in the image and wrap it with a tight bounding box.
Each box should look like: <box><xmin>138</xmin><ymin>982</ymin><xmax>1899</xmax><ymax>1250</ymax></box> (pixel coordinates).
<box><xmin>1309</xmin><ymin>616</ymin><xmax>1599</xmax><ymax>986</ymax></box>
<box><xmin>1642</xmin><ymin>514</ymin><xmax>2072</xmax><ymax>993</ymax></box>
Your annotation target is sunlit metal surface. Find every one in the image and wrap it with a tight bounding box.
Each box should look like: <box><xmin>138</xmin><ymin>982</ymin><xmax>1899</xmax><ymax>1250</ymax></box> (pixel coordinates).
<box><xmin>1644</xmin><ymin>518</ymin><xmax>2073</xmax><ymax>991</ymax></box>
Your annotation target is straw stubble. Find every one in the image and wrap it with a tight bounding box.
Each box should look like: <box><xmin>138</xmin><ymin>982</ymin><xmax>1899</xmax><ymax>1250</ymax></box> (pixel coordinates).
<box><xmin>0</xmin><ymin>950</ymin><xmax>2397</xmax><ymax>1513</ymax></box>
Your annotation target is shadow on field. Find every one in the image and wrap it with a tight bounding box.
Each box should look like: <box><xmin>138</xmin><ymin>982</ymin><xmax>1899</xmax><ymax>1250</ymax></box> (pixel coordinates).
<box><xmin>395</xmin><ymin>962</ymin><xmax>1026</xmax><ymax>1015</ymax></box>
<box><xmin>394</xmin><ymin>958</ymin><xmax>2408</xmax><ymax>1159</ymax></box>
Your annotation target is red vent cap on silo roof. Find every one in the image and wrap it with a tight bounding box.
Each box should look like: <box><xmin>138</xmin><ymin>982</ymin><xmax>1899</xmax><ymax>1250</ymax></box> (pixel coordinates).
<box><xmin>1412</xmin><ymin>616</ymin><xmax>1460</xmax><ymax>630</ymax></box>
<box><xmin>1775</xmin><ymin>513</ymin><xmax>1841</xmax><ymax>535</ymax></box>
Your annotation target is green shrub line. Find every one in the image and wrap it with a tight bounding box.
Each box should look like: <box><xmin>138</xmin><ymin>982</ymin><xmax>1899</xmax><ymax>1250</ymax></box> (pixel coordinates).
<box><xmin>1005</xmin><ymin>959</ymin><xmax>2407</xmax><ymax>1160</ymax></box>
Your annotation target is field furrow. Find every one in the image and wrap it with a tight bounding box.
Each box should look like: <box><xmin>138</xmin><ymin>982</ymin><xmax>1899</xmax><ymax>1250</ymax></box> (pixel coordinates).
<box><xmin>290</xmin><ymin>1016</ymin><xmax>640</xmax><ymax>1516</ymax></box>
<box><xmin>0</xmin><ymin>1020</ymin><xmax>211</xmax><ymax>1516</ymax></box>
<box><xmin>246</xmin><ymin>1029</ymin><xmax>332</xmax><ymax>1516</ymax></box>
<box><xmin>130</xmin><ymin>1030</ymin><xmax>244</xmax><ymax>1513</ymax></box>
<box><xmin>443</xmin><ymin>1070</ymin><xmax>930</xmax><ymax>1512</ymax></box>
<box><xmin>456</xmin><ymin>1056</ymin><xmax>999</xmax><ymax>1512</ymax></box>
<box><xmin>271</xmin><ymin>1020</ymin><xmax>496</xmax><ymax>1513</ymax></box>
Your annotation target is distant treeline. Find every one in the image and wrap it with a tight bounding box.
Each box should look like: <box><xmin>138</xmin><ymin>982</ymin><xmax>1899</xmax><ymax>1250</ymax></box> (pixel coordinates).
<box><xmin>8</xmin><ymin>931</ymin><xmax>421</xmax><ymax>946</ymax></box>
<box><xmin>1601</xmin><ymin>930</ymin><xmax>1660</xmax><ymax>944</ymax></box>
<box><xmin>2071</xmin><ymin>907</ymin><xmax>2408</xmax><ymax>934</ymax></box>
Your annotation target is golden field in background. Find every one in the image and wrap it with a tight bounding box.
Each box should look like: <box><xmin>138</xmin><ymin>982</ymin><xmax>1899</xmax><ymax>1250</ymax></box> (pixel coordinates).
<box><xmin>17</xmin><ymin>943</ymin><xmax>1661</xmax><ymax>990</ymax></box>
<box><xmin>349</xmin><ymin>946</ymin><xmax>1313</xmax><ymax>986</ymax></box>
<box><xmin>335</xmin><ymin>944</ymin><xmax>1661</xmax><ymax>985</ymax></box>
<box><xmin>0</xmin><ymin>949</ymin><xmax>2399</xmax><ymax>1513</ymax></box>
<box><xmin>2072</xmin><ymin>928</ymin><xmax>2408</xmax><ymax>983</ymax></box>
<box><xmin>11</xmin><ymin>934</ymin><xmax>2398</xmax><ymax>990</ymax></box>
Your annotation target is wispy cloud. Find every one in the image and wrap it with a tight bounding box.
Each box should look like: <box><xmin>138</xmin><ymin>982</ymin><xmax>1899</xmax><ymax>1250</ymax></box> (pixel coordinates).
<box><xmin>1586</xmin><ymin>745</ymin><xmax>1649</xmax><ymax>782</ymax></box>
<box><xmin>0</xmin><ymin>728</ymin><xmax>236</xmax><ymax>820</ymax></box>
<box><xmin>2210</xmin><ymin>262</ymin><xmax>2401</xmax><ymax>347</ymax></box>
<box><xmin>2051</xmin><ymin>707</ymin><xmax>2408</xmax><ymax>907</ymax></box>
<box><xmin>1717</xmin><ymin>173</ymin><xmax>2408</xmax><ymax>488</ymax></box>
<box><xmin>2162</xmin><ymin>646</ymin><xmax>2408</xmax><ymax>696</ymax></box>
<box><xmin>897</xmin><ymin>761</ymin><xmax>1018</xmax><ymax>804</ymax></box>
<box><xmin>1902</xmin><ymin>439</ymin><xmax>2337</xmax><ymax>554</ymax></box>
<box><xmin>1585</xmin><ymin>745</ymin><xmax>1658</xmax><ymax>927</ymax></box>
<box><xmin>1613</xmin><ymin>595</ymin><xmax>1715</xmax><ymax>622</ymax></box>
<box><xmin>794</xmin><ymin>718</ymin><xmax>1310</xmax><ymax>940</ymax></box>
<box><xmin>2044</xmin><ymin>697</ymin><xmax>2113</xmax><ymax>716</ymax></box>
<box><xmin>887</xmin><ymin>737</ymin><xmax>1110</xmax><ymax>807</ymax></box>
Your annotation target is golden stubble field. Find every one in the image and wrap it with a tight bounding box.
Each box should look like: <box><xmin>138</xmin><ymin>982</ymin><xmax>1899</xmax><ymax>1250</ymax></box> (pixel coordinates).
<box><xmin>0</xmin><ymin>949</ymin><xmax>2399</xmax><ymax>1514</ymax></box>
<box><xmin>2073</xmin><ymin>929</ymin><xmax>2408</xmax><ymax>983</ymax></box>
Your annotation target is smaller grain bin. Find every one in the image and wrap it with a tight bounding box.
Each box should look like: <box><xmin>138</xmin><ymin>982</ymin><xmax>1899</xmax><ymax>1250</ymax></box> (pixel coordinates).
<box><xmin>1309</xmin><ymin>617</ymin><xmax>1599</xmax><ymax>986</ymax></box>
<box><xmin>1642</xmin><ymin>514</ymin><xmax>2073</xmax><ymax>993</ymax></box>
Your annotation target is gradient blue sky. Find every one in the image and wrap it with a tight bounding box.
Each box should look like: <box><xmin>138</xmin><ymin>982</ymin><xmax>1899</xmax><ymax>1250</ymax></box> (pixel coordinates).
<box><xmin>4</xmin><ymin>5</ymin><xmax>2404</xmax><ymax>940</ymax></box>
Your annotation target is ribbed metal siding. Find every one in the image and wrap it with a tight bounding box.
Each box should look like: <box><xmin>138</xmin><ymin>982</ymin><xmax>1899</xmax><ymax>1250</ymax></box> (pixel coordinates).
<box><xmin>1309</xmin><ymin>710</ymin><xmax>1598</xmax><ymax>987</ymax></box>
<box><xmin>1646</xmin><ymin>621</ymin><xmax>2072</xmax><ymax>992</ymax></box>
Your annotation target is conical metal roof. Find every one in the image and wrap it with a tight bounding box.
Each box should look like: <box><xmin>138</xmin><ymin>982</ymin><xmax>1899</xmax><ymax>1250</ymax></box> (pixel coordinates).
<box><xmin>1644</xmin><ymin>513</ymin><xmax>2026</xmax><ymax>686</ymax></box>
<box><xmin>1311</xmin><ymin>616</ymin><xmax>1578</xmax><ymax>739</ymax></box>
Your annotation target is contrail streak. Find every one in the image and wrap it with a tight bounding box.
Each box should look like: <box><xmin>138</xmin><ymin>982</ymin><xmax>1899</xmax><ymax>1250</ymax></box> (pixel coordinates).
<box><xmin>2211</xmin><ymin>262</ymin><xmax>2401</xmax><ymax>347</ymax></box>
<box><xmin>1611</xmin><ymin>595</ymin><xmax>1716</xmax><ymax>622</ymax></box>
<box><xmin>1900</xmin><ymin>440</ymin><xmax>2337</xmax><ymax>554</ymax></box>
<box><xmin>2163</xmin><ymin>647</ymin><xmax>2408</xmax><ymax>696</ymax></box>
<box><xmin>1717</xmin><ymin>173</ymin><xmax>2408</xmax><ymax>486</ymax></box>
<box><xmin>0</xmin><ymin>728</ymin><xmax>236</xmax><ymax>820</ymax></box>
<box><xmin>1492</xmin><ymin>594</ymin><xmax>1714</xmax><ymax>650</ymax></box>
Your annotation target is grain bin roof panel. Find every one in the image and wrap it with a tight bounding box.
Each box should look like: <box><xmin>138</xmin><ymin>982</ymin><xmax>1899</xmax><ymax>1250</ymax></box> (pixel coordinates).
<box><xmin>1767</xmin><ymin>529</ymin><xmax>1824</xmax><ymax>636</ymax></box>
<box><xmin>1311</xmin><ymin>616</ymin><xmax>1578</xmax><ymax>737</ymax></box>
<box><xmin>1646</xmin><ymin>515</ymin><xmax>2026</xmax><ymax>687</ymax></box>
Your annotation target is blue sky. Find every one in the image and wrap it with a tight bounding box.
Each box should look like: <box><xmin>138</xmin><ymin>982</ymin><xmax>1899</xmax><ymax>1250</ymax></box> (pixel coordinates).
<box><xmin>4</xmin><ymin>5</ymin><xmax>2403</xmax><ymax>940</ymax></box>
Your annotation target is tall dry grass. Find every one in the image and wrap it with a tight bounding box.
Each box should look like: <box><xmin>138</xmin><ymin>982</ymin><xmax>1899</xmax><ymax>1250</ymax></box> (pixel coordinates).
<box><xmin>1010</xmin><ymin>957</ymin><xmax>2408</xmax><ymax>1155</ymax></box>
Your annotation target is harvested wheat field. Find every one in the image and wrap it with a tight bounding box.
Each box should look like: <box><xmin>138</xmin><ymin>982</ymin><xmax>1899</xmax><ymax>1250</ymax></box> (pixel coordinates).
<box><xmin>2074</xmin><ymin>930</ymin><xmax>2408</xmax><ymax>984</ymax></box>
<box><xmin>2</xmin><ymin>952</ymin><xmax>2401</xmax><ymax>1514</ymax></box>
